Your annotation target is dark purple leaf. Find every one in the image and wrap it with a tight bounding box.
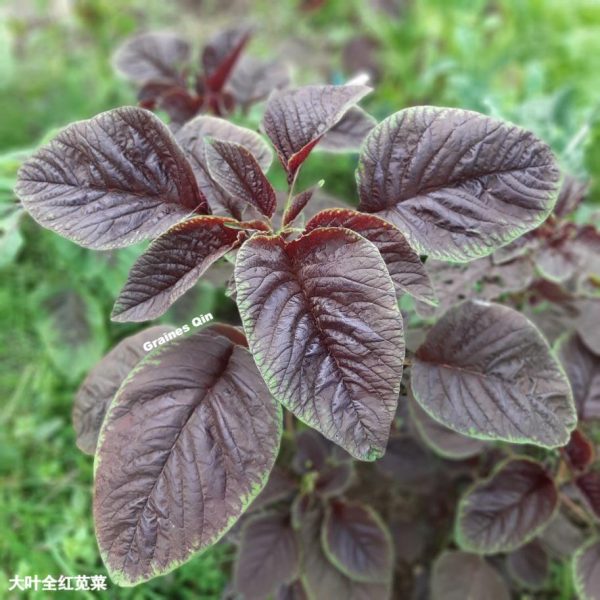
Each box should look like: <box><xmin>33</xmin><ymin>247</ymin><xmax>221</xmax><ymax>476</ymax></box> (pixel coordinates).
<box><xmin>319</xmin><ymin>107</ymin><xmax>377</xmax><ymax>153</ymax></box>
<box><xmin>375</xmin><ymin>434</ymin><xmax>437</xmax><ymax>491</ymax></box>
<box><xmin>248</xmin><ymin>467</ymin><xmax>297</xmax><ymax>512</ymax></box>
<box><xmin>73</xmin><ymin>325</ymin><xmax>174</xmax><ymax>455</ymax></box>
<box><xmin>322</xmin><ymin>500</ymin><xmax>393</xmax><ymax>582</ymax></box>
<box><xmin>456</xmin><ymin>458</ymin><xmax>558</xmax><ymax>553</ymax></box>
<box><xmin>357</xmin><ymin>106</ymin><xmax>561</xmax><ymax>261</ymax></box>
<box><xmin>299</xmin><ymin>506</ymin><xmax>391</xmax><ymax>600</ymax></box>
<box><xmin>412</xmin><ymin>300</ymin><xmax>576</xmax><ymax>447</ymax></box>
<box><xmin>112</xmin><ymin>216</ymin><xmax>243</xmax><ymax>322</ymax></box>
<box><xmin>93</xmin><ymin>328</ymin><xmax>282</xmax><ymax>585</ymax></box>
<box><xmin>557</xmin><ymin>332</ymin><xmax>600</xmax><ymax>421</ymax></box>
<box><xmin>554</xmin><ymin>175</ymin><xmax>588</xmax><ymax>217</ymax></box>
<box><xmin>573</xmin><ymin>538</ymin><xmax>600</xmax><ymax>600</ymax></box>
<box><xmin>305</xmin><ymin>208</ymin><xmax>437</xmax><ymax>305</ymax></box>
<box><xmin>316</xmin><ymin>462</ymin><xmax>353</xmax><ymax>498</ymax></box>
<box><xmin>576</xmin><ymin>300</ymin><xmax>600</xmax><ymax>356</ymax></box>
<box><xmin>292</xmin><ymin>429</ymin><xmax>330</xmax><ymax>474</ymax></box>
<box><xmin>539</xmin><ymin>512</ymin><xmax>585</xmax><ymax>559</ymax></box>
<box><xmin>233</xmin><ymin>512</ymin><xmax>299</xmax><ymax>599</ymax></box>
<box><xmin>563</xmin><ymin>429</ymin><xmax>595</xmax><ymax>472</ymax></box>
<box><xmin>16</xmin><ymin>107</ymin><xmax>206</xmax><ymax>249</ymax></box>
<box><xmin>262</xmin><ymin>84</ymin><xmax>371</xmax><ymax>179</ymax></box>
<box><xmin>576</xmin><ymin>471</ymin><xmax>600</xmax><ymax>520</ymax></box>
<box><xmin>205</xmin><ymin>138</ymin><xmax>276</xmax><ymax>218</ymax></box>
<box><xmin>158</xmin><ymin>87</ymin><xmax>202</xmax><ymax>124</ymax></box>
<box><xmin>506</xmin><ymin>540</ymin><xmax>550</xmax><ymax>590</ymax></box>
<box><xmin>407</xmin><ymin>391</ymin><xmax>486</xmax><ymax>460</ymax></box>
<box><xmin>202</xmin><ymin>27</ymin><xmax>251</xmax><ymax>93</ymax></box>
<box><xmin>176</xmin><ymin>115</ymin><xmax>272</xmax><ymax>218</ymax></box>
<box><xmin>431</xmin><ymin>551</ymin><xmax>510</xmax><ymax>600</ymax></box>
<box><xmin>282</xmin><ymin>185</ymin><xmax>320</xmax><ymax>228</ymax></box>
<box><xmin>113</xmin><ymin>32</ymin><xmax>190</xmax><ymax>85</ymax></box>
<box><xmin>234</xmin><ymin>228</ymin><xmax>405</xmax><ymax>460</ymax></box>
<box><xmin>227</xmin><ymin>55</ymin><xmax>290</xmax><ymax>109</ymax></box>
<box><xmin>276</xmin><ymin>580</ymin><xmax>309</xmax><ymax>600</ymax></box>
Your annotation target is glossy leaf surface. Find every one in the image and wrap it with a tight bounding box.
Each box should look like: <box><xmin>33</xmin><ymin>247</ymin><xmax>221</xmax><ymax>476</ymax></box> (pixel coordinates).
<box><xmin>205</xmin><ymin>138</ymin><xmax>276</xmax><ymax>218</ymax></box>
<box><xmin>305</xmin><ymin>208</ymin><xmax>437</xmax><ymax>304</ymax></box>
<box><xmin>235</xmin><ymin>228</ymin><xmax>404</xmax><ymax>460</ymax></box>
<box><xmin>456</xmin><ymin>458</ymin><xmax>558</xmax><ymax>553</ymax></box>
<box><xmin>357</xmin><ymin>107</ymin><xmax>560</xmax><ymax>261</ymax></box>
<box><xmin>16</xmin><ymin>107</ymin><xmax>206</xmax><ymax>249</ymax></box>
<box><xmin>263</xmin><ymin>84</ymin><xmax>371</xmax><ymax>179</ymax></box>
<box><xmin>73</xmin><ymin>325</ymin><xmax>173</xmax><ymax>454</ymax></box>
<box><xmin>94</xmin><ymin>329</ymin><xmax>282</xmax><ymax>585</ymax></box>
<box><xmin>412</xmin><ymin>300</ymin><xmax>576</xmax><ymax>447</ymax></box>
<box><xmin>112</xmin><ymin>216</ymin><xmax>243</xmax><ymax>322</ymax></box>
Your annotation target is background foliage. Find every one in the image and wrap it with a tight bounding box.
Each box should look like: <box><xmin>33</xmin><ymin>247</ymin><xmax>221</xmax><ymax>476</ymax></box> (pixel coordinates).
<box><xmin>1</xmin><ymin>0</ymin><xmax>599</xmax><ymax>597</ymax></box>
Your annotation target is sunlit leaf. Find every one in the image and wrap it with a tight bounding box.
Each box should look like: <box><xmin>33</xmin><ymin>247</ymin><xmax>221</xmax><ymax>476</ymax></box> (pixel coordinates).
<box><xmin>16</xmin><ymin>107</ymin><xmax>206</xmax><ymax>249</ymax></box>
<box><xmin>411</xmin><ymin>300</ymin><xmax>576</xmax><ymax>447</ymax></box>
<box><xmin>112</xmin><ymin>216</ymin><xmax>243</xmax><ymax>322</ymax></box>
<box><xmin>357</xmin><ymin>107</ymin><xmax>560</xmax><ymax>261</ymax></box>
<box><xmin>94</xmin><ymin>328</ymin><xmax>282</xmax><ymax>585</ymax></box>
<box><xmin>235</xmin><ymin>228</ymin><xmax>404</xmax><ymax>460</ymax></box>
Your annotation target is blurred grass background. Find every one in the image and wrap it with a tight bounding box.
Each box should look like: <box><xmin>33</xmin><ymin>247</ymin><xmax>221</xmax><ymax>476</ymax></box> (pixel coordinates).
<box><xmin>0</xmin><ymin>0</ymin><xmax>599</xmax><ymax>597</ymax></box>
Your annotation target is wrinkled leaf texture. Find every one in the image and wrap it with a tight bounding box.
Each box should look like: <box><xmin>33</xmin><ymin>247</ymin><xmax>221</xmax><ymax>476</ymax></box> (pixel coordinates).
<box><xmin>235</xmin><ymin>227</ymin><xmax>404</xmax><ymax>461</ymax></box>
<box><xmin>305</xmin><ymin>208</ymin><xmax>437</xmax><ymax>305</ymax></box>
<box><xmin>73</xmin><ymin>325</ymin><xmax>174</xmax><ymax>454</ymax></box>
<box><xmin>357</xmin><ymin>106</ymin><xmax>560</xmax><ymax>261</ymax></box>
<box><xmin>205</xmin><ymin>138</ymin><xmax>276</xmax><ymax>218</ymax></box>
<box><xmin>93</xmin><ymin>327</ymin><xmax>282</xmax><ymax>585</ymax></box>
<box><xmin>263</xmin><ymin>84</ymin><xmax>371</xmax><ymax>179</ymax></box>
<box><xmin>16</xmin><ymin>107</ymin><xmax>206</xmax><ymax>249</ymax></box>
<box><xmin>411</xmin><ymin>300</ymin><xmax>576</xmax><ymax>447</ymax></box>
<box><xmin>112</xmin><ymin>216</ymin><xmax>243</xmax><ymax>322</ymax></box>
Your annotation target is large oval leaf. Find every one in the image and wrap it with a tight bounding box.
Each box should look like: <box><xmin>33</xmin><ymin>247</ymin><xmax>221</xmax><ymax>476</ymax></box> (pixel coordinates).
<box><xmin>73</xmin><ymin>325</ymin><xmax>174</xmax><ymax>454</ymax></box>
<box><xmin>557</xmin><ymin>332</ymin><xmax>600</xmax><ymax>421</ymax></box>
<box><xmin>411</xmin><ymin>300</ymin><xmax>576</xmax><ymax>447</ymax></box>
<box><xmin>93</xmin><ymin>328</ymin><xmax>282</xmax><ymax>585</ymax></box>
<box><xmin>15</xmin><ymin>107</ymin><xmax>206</xmax><ymax>249</ymax></box>
<box><xmin>113</xmin><ymin>32</ymin><xmax>190</xmax><ymax>85</ymax></box>
<box><xmin>431</xmin><ymin>551</ymin><xmax>510</xmax><ymax>600</ymax></box>
<box><xmin>235</xmin><ymin>228</ymin><xmax>405</xmax><ymax>461</ymax></box>
<box><xmin>305</xmin><ymin>208</ymin><xmax>437</xmax><ymax>305</ymax></box>
<box><xmin>573</xmin><ymin>538</ymin><xmax>600</xmax><ymax>600</ymax></box>
<box><xmin>112</xmin><ymin>216</ymin><xmax>243</xmax><ymax>322</ymax></box>
<box><xmin>456</xmin><ymin>458</ymin><xmax>558</xmax><ymax>554</ymax></box>
<box><xmin>321</xmin><ymin>500</ymin><xmax>393</xmax><ymax>582</ymax></box>
<box><xmin>357</xmin><ymin>106</ymin><xmax>560</xmax><ymax>261</ymax></box>
<box><xmin>233</xmin><ymin>512</ymin><xmax>299</xmax><ymax>599</ymax></box>
<box><xmin>262</xmin><ymin>84</ymin><xmax>371</xmax><ymax>180</ymax></box>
